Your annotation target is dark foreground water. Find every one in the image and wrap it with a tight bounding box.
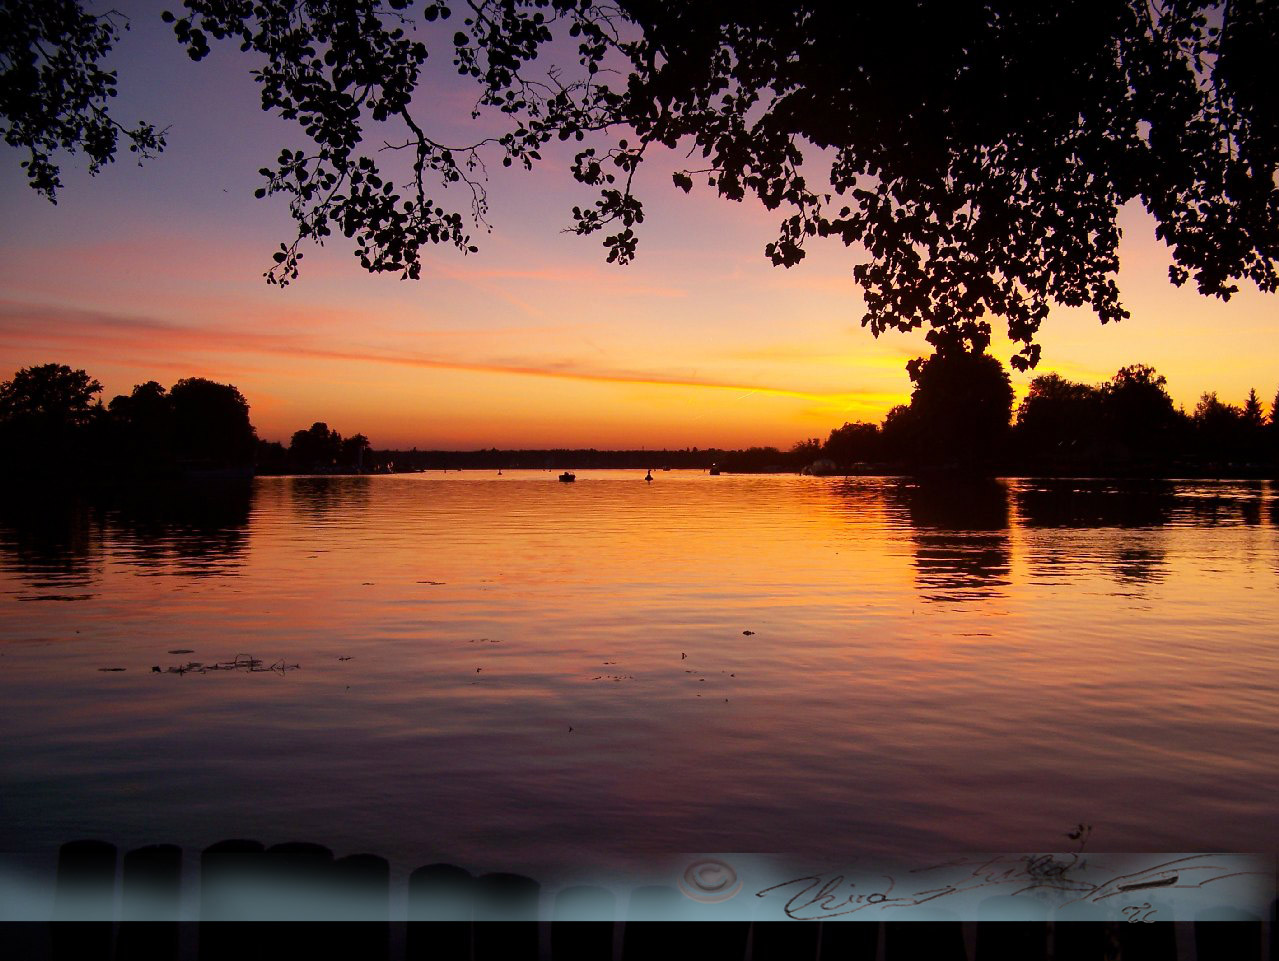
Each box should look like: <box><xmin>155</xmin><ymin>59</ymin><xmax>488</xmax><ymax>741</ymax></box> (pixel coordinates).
<box><xmin>1</xmin><ymin>473</ymin><xmax>1275</xmax><ymax>879</ymax></box>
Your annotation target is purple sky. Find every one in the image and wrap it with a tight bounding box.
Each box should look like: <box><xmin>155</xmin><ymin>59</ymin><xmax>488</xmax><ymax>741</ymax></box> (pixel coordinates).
<box><xmin>2</xmin><ymin>1</ymin><xmax>1275</xmax><ymax>448</ymax></box>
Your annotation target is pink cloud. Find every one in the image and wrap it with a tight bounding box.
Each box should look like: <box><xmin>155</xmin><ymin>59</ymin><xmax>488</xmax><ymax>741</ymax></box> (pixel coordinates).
<box><xmin>0</xmin><ymin>300</ymin><xmax>888</xmax><ymax>403</ymax></box>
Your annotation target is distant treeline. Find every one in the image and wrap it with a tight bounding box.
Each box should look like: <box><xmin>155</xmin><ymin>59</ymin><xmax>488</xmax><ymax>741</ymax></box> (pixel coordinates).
<box><xmin>369</xmin><ymin>447</ymin><xmax>793</xmax><ymax>472</ymax></box>
<box><xmin>0</xmin><ymin>365</ymin><xmax>257</xmax><ymax>479</ymax></box>
<box><xmin>4</xmin><ymin>358</ymin><xmax>1277</xmax><ymax>482</ymax></box>
<box><xmin>369</xmin><ymin>358</ymin><xmax>1279</xmax><ymax>477</ymax></box>
<box><xmin>0</xmin><ymin>363</ymin><xmax>814</xmax><ymax>478</ymax></box>
<box><xmin>806</xmin><ymin>355</ymin><xmax>1279</xmax><ymax>476</ymax></box>
<box><xmin>256</xmin><ymin>422</ymin><xmax>381</xmax><ymax>475</ymax></box>
<box><xmin>0</xmin><ymin>365</ymin><xmax>380</xmax><ymax>479</ymax></box>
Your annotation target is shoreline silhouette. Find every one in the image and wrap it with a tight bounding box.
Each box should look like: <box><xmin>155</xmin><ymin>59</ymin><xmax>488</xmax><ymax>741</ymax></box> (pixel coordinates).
<box><xmin>4</xmin><ymin>362</ymin><xmax>1276</xmax><ymax>486</ymax></box>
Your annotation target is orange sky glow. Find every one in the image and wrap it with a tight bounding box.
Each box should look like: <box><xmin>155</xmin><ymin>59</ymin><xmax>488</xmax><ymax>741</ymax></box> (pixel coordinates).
<box><xmin>1</xmin><ymin>3</ymin><xmax>1274</xmax><ymax>450</ymax></box>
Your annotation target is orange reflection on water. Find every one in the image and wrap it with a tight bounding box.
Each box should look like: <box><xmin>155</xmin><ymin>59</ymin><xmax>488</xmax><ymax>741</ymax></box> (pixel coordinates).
<box><xmin>0</xmin><ymin>474</ymin><xmax>1275</xmax><ymax>874</ymax></box>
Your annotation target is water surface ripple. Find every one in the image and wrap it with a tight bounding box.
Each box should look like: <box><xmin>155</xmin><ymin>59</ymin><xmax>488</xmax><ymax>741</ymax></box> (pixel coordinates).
<box><xmin>1</xmin><ymin>473</ymin><xmax>1275</xmax><ymax>875</ymax></box>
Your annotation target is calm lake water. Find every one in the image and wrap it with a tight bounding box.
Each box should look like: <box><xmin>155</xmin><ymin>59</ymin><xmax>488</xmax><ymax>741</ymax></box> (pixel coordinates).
<box><xmin>1</xmin><ymin>473</ymin><xmax>1276</xmax><ymax>879</ymax></box>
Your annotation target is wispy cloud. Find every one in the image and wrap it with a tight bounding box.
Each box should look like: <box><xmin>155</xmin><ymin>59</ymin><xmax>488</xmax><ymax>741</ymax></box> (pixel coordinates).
<box><xmin>717</xmin><ymin>343</ymin><xmax>918</xmax><ymax>370</ymax></box>
<box><xmin>0</xmin><ymin>300</ymin><xmax>889</xmax><ymax>404</ymax></box>
<box><xmin>429</xmin><ymin>261</ymin><xmax>689</xmax><ymax>299</ymax></box>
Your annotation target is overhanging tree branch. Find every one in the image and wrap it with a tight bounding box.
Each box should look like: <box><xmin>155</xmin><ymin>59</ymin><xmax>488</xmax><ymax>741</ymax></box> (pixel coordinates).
<box><xmin>2</xmin><ymin>1</ymin><xmax>1275</xmax><ymax>370</ymax></box>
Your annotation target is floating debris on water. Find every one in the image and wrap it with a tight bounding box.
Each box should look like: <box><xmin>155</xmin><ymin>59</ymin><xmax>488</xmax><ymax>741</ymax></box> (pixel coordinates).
<box><xmin>337</xmin><ymin>655</ymin><xmax>353</xmax><ymax>661</ymax></box>
<box><xmin>742</xmin><ymin>630</ymin><xmax>755</xmax><ymax>636</ymax></box>
<box><xmin>417</xmin><ymin>580</ymin><xmax>446</xmax><ymax>585</ymax></box>
<box><xmin>98</xmin><ymin>667</ymin><xmax>126</xmax><ymax>672</ymax></box>
<box><xmin>167</xmin><ymin>649</ymin><xmax>194</xmax><ymax>654</ymax></box>
<box><xmin>468</xmin><ymin>638</ymin><xmax>501</xmax><ymax>643</ymax></box>
<box><xmin>157</xmin><ymin>654</ymin><xmax>299</xmax><ymax>675</ymax></box>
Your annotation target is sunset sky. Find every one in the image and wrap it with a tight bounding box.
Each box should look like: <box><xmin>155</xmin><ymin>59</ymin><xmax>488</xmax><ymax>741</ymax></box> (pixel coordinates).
<box><xmin>2</xmin><ymin>1</ymin><xmax>1275</xmax><ymax>451</ymax></box>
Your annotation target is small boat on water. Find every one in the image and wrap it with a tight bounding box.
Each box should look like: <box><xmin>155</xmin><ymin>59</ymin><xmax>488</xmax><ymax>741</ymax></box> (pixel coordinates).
<box><xmin>559</xmin><ymin>471</ymin><xmax>576</xmax><ymax>482</ymax></box>
<box><xmin>708</xmin><ymin>464</ymin><xmax>721</xmax><ymax>475</ymax></box>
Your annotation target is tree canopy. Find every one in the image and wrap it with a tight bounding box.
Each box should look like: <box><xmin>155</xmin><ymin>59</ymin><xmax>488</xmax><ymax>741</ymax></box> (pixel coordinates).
<box><xmin>4</xmin><ymin>1</ymin><xmax>1277</xmax><ymax>368</ymax></box>
<box><xmin>0</xmin><ymin>366</ymin><xmax>260</xmax><ymax>475</ymax></box>
<box><xmin>1</xmin><ymin>1</ymin><xmax>166</xmax><ymax>199</ymax></box>
<box><xmin>905</xmin><ymin>349</ymin><xmax>1015</xmax><ymax>466</ymax></box>
<box><xmin>818</xmin><ymin>362</ymin><xmax>1276</xmax><ymax>474</ymax></box>
<box><xmin>169</xmin><ymin>377</ymin><xmax>257</xmax><ymax>466</ymax></box>
<box><xmin>1014</xmin><ymin>373</ymin><xmax>1104</xmax><ymax>460</ymax></box>
<box><xmin>0</xmin><ymin>363</ymin><xmax>102</xmax><ymax>428</ymax></box>
<box><xmin>289</xmin><ymin>421</ymin><xmax>343</xmax><ymax>469</ymax></box>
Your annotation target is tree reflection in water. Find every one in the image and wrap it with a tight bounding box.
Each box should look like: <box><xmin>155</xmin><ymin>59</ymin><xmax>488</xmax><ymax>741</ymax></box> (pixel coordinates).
<box><xmin>0</xmin><ymin>480</ymin><xmax>253</xmax><ymax>596</ymax></box>
<box><xmin>0</xmin><ymin>492</ymin><xmax>102</xmax><ymax>600</ymax></box>
<box><xmin>103</xmin><ymin>480</ymin><xmax>253</xmax><ymax>576</ymax></box>
<box><xmin>1014</xmin><ymin>480</ymin><xmax>1174</xmax><ymax>588</ymax></box>
<box><xmin>288</xmin><ymin>475</ymin><xmax>373</xmax><ymax>523</ymax></box>
<box><xmin>882</xmin><ymin>479</ymin><xmax>1012</xmax><ymax>603</ymax></box>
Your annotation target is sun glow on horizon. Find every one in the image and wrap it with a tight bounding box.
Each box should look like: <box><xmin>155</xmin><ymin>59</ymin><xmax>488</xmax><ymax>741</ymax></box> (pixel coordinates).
<box><xmin>0</xmin><ymin>12</ymin><xmax>1275</xmax><ymax>449</ymax></box>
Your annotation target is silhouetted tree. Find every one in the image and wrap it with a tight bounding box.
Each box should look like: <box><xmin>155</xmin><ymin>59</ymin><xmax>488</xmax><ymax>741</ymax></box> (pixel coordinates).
<box><xmin>108</xmin><ymin>380</ymin><xmax>169</xmax><ymax>420</ymax></box>
<box><xmin>823</xmin><ymin>421</ymin><xmax>881</xmax><ymax>468</ymax></box>
<box><xmin>0</xmin><ymin>1</ymin><xmax>166</xmax><ymax>199</ymax></box>
<box><xmin>879</xmin><ymin>404</ymin><xmax>918</xmax><ymax>464</ymax></box>
<box><xmin>789</xmin><ymin>437</ymin><xmax>823</xmax><ymax>469</ymax></box>
<box><xmin>289</xmin><ymin>421</ymin><xmax>343</xmax><ymax>471</ymax></box>
<box><xmin>255</xmin><ymin>438</ymin><xmax>289</xmax><ymax>473</ymax></box>
<box><xmin>719</xmin><ymin>446</ymin><xmax>785</xmax><ymax>473</ymax></box>
<box><xmin>1242</xmin><ymin>389</ymin><xmax>1264</xmax><ymax>428</ymax></box>
<box><xmin>0</xmin><ymin>364</ymin><xmax>103</xmax><ymax>471</ymax></box>
<box><xmin>339</xmin><ymin>432</ymin><xmax>371</xmax><ymax>469</ymax></box>
<box><xmin>169</xmin><ymin>377</ymin><xmax>256</xmax><ymax>468</ymax></box>
<box><xmin>0</xmin><ymin>363</ymin><xmax>102</xmax><ymax>428</ymax></box>
<box><xmin>1193</xmin><ymin>391</ymin><xmax>1248</xmax><ymax>466</ymax></box>
<box><xmin>1014</xmin><ymin>373</ymin><xmax>1104</xmax><ymax>466</ymax></box>
<box><xmin>904</xmin><ymin>349</ymin><xmax>1014</xmax><ymax>469</ymax></box>
<box><xmin>1269</xmin><ymin>387</ymin><xmax>1279</xmax><ymax>464</ymax></box>
<box><xmin>6</xmin><ymin>2</ymin><xmax>1277</xmax><ymax>366</ymax></box>
<box><xmin>1100</xmin><ymin>364</ymin><xmax>1184</xmax><ymax>467</ymax></box>
<box><xmin>107</xmin><ymin>381</ymin><xmax>176</xmax><ymax>468</ymax></box>
<box><xmin>1241</xmin><ymin>388</ymin><xmax>1267</xmax><ymax>461</ymax></box>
